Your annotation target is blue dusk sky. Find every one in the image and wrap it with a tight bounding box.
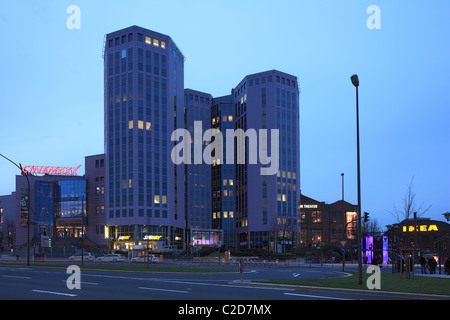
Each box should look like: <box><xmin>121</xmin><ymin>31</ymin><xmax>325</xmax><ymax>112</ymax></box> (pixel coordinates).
<box><xmin>0</xmin><ymin>0</ymin><xmax>449</xmax><ymax>229</ymax></box>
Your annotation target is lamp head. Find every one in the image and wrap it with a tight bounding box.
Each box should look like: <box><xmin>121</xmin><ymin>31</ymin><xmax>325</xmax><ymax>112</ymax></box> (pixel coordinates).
<box><xmin>351</xmin><ymin>74</ymin><xmax>359</xmax><ymax>87</ymax></box>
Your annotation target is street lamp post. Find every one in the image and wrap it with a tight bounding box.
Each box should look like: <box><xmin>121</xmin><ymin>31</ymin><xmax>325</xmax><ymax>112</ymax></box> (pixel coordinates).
<box><xmin>350</xmin><ymin>74</ymin><xmax>363</xmax><ymax>285</ymax></box>
<box><xmin>81</xmin><ymin>192</ymin><xmax>86</xmax><ymax>266</ymax></box>
<box><xmin>0</xmin><ymin>153</ymin><xmax>32</xmax><ymax>266</ymax></box>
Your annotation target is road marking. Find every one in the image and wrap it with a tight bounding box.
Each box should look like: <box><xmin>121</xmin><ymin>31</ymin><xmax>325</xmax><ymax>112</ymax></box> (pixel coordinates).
<box><xmin>163</xmin><ymin>280</ymin><xmax>296</xmax><ymax>291</ymax></box>
<box><xmin>284</xmin><ymin>292</ymin><xmax>352</xmax><ymax>300</ymax></box>
<box><xmin>2</xmin><ymin>275</ymin><xmax>32</xmax><ymax>280</ymax></box>
<box><xmin>61</xmin><ymin>280</ymin><xmax>98</xmax><ymax>285</ymax></box>
<box><xmin>138</xmin><ymin>287</ymin><xmax>189</xmax><ymax>294</ymax></box>
<box><xmin>32</xmin><ymin>290</ymin><xmax>77</xmax><ymax>297</ymax></box>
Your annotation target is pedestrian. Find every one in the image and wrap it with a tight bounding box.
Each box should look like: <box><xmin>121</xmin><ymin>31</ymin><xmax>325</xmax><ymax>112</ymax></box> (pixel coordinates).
<box><xmin>419</xmin><ymin>256</ymin><xmax>427</xmax><ymax>274</ymax></box>
<box><xmin>444</xmin><ymin>257</ymin><xmax>450</xmax><ymax>275</ymax></box>
<box><xmin>428</xmin><ymin>256</ymin><xmax>437</xmax><ymax>274</ymax></box>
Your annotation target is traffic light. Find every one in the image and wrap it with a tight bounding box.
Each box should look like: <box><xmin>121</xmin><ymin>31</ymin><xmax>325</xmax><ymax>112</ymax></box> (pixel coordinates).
<box><xmin>363</xmin><ymin>212</ymin><xmax>370</xmax><ymax>223</ymax></box>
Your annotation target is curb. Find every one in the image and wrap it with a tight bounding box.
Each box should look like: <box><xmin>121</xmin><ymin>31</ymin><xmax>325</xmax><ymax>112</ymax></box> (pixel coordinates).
<box><xmin>232</xmin><ymin>280</ymin><xmax>450</xmax><ymax>300</ymax></box>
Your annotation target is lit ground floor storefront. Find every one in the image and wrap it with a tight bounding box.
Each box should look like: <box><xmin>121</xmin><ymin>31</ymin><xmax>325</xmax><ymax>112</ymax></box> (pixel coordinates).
<box><xmin>106</xmin><ymin>225</ymin><xmax>184</xmax><ymax>252</ymax></box>
<box><xmin>237</xmin><ymin>230</ymin><xmax>301</xmax><ymax>253</ymax></box>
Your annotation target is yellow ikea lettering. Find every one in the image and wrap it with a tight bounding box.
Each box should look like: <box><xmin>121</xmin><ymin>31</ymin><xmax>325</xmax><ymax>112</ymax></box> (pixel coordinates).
<box><xmin>402</xmin><ymin>225</ymin><xmax>439</xmax><ymax>232</ymax></box>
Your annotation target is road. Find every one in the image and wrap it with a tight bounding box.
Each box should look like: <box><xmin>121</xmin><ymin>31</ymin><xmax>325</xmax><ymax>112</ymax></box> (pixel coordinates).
<box><xmin>0</xmin><ymin>263</ymin><xmax>415</xmax><ymax>302</ymax></box>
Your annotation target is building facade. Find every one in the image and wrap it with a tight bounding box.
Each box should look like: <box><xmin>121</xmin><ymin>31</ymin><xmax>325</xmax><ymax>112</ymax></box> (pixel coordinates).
<box><xmin>211</xmin><ymin>94</ymin><xmax>236</xmax><ymax>248</ymax></box>
<box><xmin>385</xmin><ymin>218</ymin><xmax>450</xmax><ymax>259</ymax></box>
<box><xmin>104</xmin><ymin>26</ymin><xmax>186</xmax><ymax>251</ymax></box>
<box><xmin>299</xmin><ymin>194</ymin><xmax>358</xmax><ymax>248</ymax></box>
<box><xmin>0</xmin><ymin>156</ymin><xmax>106</xmax><ymax>253</ymax></box>
<box><xmin>233</xmin><ymin>70</ymin><xmax>301</xmax><ymax>252</ymax></box>
<box><xmin>1</xmin><ymin>27</ymin><xmax>304</xmax><ymax>254</ymax></box>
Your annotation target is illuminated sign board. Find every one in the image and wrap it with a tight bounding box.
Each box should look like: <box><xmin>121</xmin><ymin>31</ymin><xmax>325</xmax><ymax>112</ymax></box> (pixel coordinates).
<box><xmin>143</xmin><ymin>235</ymin><xmax>162</xmax><ymax>240</ymax></box>
<box><xmin>402</xmin><ymin>225</ymin><xmax>439</xmax><ymax>232</ymax></box>
<box><xmin>299</xmin><ymin>204</ymin><xmax>318</xmax><ymax>209</ymax></box>
<box><xmin>22</xmin><ymin>165</ymin><xmax>81</xmax><ymax>176</ymax></box>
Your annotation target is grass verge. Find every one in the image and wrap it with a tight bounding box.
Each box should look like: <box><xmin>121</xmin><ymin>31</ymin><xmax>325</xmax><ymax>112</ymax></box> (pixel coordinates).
<box><xmin>258</xmin><ymin>271</ymin><xmax>450</xmax><ymax>296</ymax></box>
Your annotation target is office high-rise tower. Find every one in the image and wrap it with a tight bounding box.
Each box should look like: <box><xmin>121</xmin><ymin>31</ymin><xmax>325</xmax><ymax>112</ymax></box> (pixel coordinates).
<box><xmin>104</xmin><ymin>26</ymin><xmax>186</xmax><ymax>250</ymax></box>
<box><xmin>233</xmin><ymin>70</ymin><xmax>301</xmax><ymax>252</ymax></box>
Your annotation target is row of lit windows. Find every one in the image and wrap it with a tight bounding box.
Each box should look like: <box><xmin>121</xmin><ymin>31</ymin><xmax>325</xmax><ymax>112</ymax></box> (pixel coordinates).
<box><xmin>213</xmin><ymin>190</ymin><xmax>234</xmax><ymax>197</ymax></box>
<box><xmin>277</xmin><ymin>170</ymin><xmax>297</xmax><ymax>179</ymax></box>
<box><xmin>108</xmin><ymin>33</ymin><xmax>167</xmax><ymax>50</ymax></box>
<box><xmin>277</xmin><ymin>182</ymin><xmax>297</xmax><ymax>191</ymax></box>
<box><xmin>145</xmin><ymin>36</ymin><xmax>166</xmax><ymax>49</ymax></box>
<box><xmin>128</xmin><ymin>120</ymin><xmax>152</xmax><ymax>130</ymax></box>
<box><xmin>212</xmin><ymin>115</ymin><xmax>233</xmax><ymax>125</ymax></box>
<box><xmin>213</xmin><ymin>211</ymin><xmax>235</xmax><ymax>219</ymax></box>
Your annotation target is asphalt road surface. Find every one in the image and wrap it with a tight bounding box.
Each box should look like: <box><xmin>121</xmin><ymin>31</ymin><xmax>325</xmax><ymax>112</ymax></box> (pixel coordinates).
<box><xmin>0</xmin><ymin>264</ymin><xmax>415</xmax><ymax>302</ymax></box>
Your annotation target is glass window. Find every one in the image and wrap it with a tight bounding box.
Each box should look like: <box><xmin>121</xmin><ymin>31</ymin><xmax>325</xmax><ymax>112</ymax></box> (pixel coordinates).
<box><xmin>161</xmin><ymin>40</ymin><xmax>166</xmax><ymax>49</ymax></box>
<box><xmin>128</xmin><ymin>120</ymin><xmax>133</xmax><ymax>129</ymax></box>
<box><xmin>138</xmin><ymin>120</ymin><xmax>144</xmax><ymax>129</ymax></box>
<box><xmin>145</xmin><ymin>36</ymin><xmax>152</xmax><ymax>45</ymax></box>
<box><xmin>153</xmin><ymin>38</ymin><xmax>159</xmax><ymax>47</ymax></box>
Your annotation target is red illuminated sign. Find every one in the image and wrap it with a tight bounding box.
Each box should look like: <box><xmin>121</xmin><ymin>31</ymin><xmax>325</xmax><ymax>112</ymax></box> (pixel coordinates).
<box><xmin>22</xmin><ymin>165</ymin><xmax>81</xmax><ymax>176</ymax></box>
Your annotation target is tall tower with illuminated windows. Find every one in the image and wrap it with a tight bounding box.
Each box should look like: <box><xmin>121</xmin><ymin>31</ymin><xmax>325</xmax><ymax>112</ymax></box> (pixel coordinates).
<box><xmin>104</xmin><ymin>26</ymin><xmax>185</xmax><ymax>250</ymax></box>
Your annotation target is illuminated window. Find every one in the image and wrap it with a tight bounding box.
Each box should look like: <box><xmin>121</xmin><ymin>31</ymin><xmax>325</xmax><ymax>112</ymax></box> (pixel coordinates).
<box><xmin>213</xmin><ymin>212</ymin><xmax>216</xmax><ymax>219</ymax></box>
<box><xmin>223</xmin><ymin>179</ymin><xmax>228</xmax><ymax>186</ymax></box>
<box><xmin>128</xmin><ymin>179</ymin><xmax>132</xmax><ymax>188</ymax></box>
<box><xmin>153</xmin><ymin>38</ymin><xmax>159</xmax><ymax>47</ymax></box>
<box><xmin>138</xmin><ymin>120</ymin><xmax>144</xmax><ymax>130</ymax></box>
<box><xmin>229</xmin><ymin>179</ymin><xmax>233</xmax><ymax>186</ymax></box>
<box><xmin>161</xmin><ymin>40</ymin><xmax>166</xmax><ymax>49</ymax></box>
<box><xmin>212</xmin><ymin>118</ymin><xmax>216</xmax><ymax>125</ymax></box>
<box><xmin>277</xmin><ymin>171</ymin><xmax>280</xmax><ymax>178</ymax></box>
<box><xmin>223</xmin><ymin>211</ymin><xmax>228</xmax><ymax>218</ymax></box>
<box><xmin>229</xmin><ymin>211</ymin><xmax>234</xmax><ymax>218</ymax></box>
<box><xmin>287</xmin><ymin>171</ymin><xmax>291</xmax><ymax>179</ymax></box>
<box><xmin>223</xmin><ymin>190</ymin><xmax>228</xmax><ymax>196</ymax></box>
<box><xmin>162</xmin><ymin>196</ymin><xmax>167</xmax><ymax>204</ymax></box>
<box><xmin>145</xmin><ymin>36</ymin><xmax>152</xmax><ymax>45</ymax></box>
<box><xmin>146</xmin><ymin>122</ymin><xmax>151</xmax><ymax>131</ymax></box>
<box><xmin>277</xmin><ymin>194</ymin><xmax>281</xmax><ymax>201</ymax></box>
<box><xmin>282</xmin><ymin>194</ymin><xmax>287</xmax><ymax>202</ymax></box>
<box><xmin>228</xmin><ymin>115</ymin><xmax>233</xmax><ymax>122</ymax></box>
<box><xmin>154</xmin><ymin>195</ymin><xmax>160</xmax><ymax>204</ymax></box>
<box><xmin>128</xmin><ymin>120</ymin><xmax>133</xmax><ymax>129</ymax></box>
<box><xmin>223</xmin><ymin>115</ymin><xmax>227</xmax><ymax>122</ymax></box>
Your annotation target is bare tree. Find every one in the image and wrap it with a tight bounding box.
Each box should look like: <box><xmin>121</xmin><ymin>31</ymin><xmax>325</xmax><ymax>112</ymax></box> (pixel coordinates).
<box><xmin>389</xmin><ymin>176</ymin><xmax>431</xmax><ymax>222</ymax></box>
<box><xmin>361</xmin><ymin>218</ymin><xmax>383</xmax><ymax>236</ymax></box>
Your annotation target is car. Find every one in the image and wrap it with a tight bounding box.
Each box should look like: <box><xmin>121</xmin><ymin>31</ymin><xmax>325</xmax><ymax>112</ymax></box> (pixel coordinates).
<box><xmin>96</xmin><ymin>254</ymin><xmax>126</xmax><ymax>262</ymax></box>
<box><xmin>131</xmin><ymin>254</ymin><xmax>160</xmax><ymax>263</ymax></box>
<box><xmin>68</xmin><ymin>252</ymin><xmax>95</xmax><ymax>262</ymax></box>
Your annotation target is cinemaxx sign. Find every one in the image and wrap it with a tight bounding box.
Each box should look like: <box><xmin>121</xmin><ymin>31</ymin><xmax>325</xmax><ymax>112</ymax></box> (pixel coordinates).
<box><xmin>22</xmin><ymin>165</ymin><xmax>81</xmax><ymax>176</ymax></box>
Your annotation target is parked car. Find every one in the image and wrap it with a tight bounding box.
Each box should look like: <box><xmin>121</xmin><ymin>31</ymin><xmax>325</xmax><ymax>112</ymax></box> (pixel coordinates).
<box><xmin>96</xmin><ymin>254</ymin><xmax>126</xmax><ymax>262</ymax></box>
<box><xmin>68</xmin><ymin>252</ymin><xmax>96</xmax><ymax>262</ymax></box>
<box><xmin>131</xmin><ymin>254</ymin><xmax>160</xmax><ymax>263</ymax></box>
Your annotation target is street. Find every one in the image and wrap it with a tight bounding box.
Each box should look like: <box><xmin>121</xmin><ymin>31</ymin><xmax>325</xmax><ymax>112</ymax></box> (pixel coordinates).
<box><xmin>0</xmin><ymin>263</ymin><xmax>417</xmax><ymax>301</ymax></box>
